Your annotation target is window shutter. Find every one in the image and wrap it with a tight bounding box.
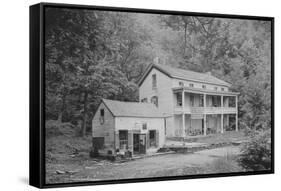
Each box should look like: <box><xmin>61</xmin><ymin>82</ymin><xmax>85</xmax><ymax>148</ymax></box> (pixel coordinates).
<box><xmin>156</xmin><ymin>130</ymin><xmax>159</xmax><ymax>147</ymax></box>
<box><xmin>128</xmin><ymin>130</ymin><xmax>133</xmax><ymax>152</ymax></box>
<box><xmin>115</xmin><ymin>132</ymin><xmax>119</xmax><ymax>150</ymax></box>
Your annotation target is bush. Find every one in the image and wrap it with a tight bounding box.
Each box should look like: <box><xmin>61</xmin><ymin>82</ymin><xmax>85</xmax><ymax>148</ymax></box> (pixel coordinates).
<box><xmin>238</xmin><ymin>130</ymin><xmax>271</xmax><ymax>171</ymax></box>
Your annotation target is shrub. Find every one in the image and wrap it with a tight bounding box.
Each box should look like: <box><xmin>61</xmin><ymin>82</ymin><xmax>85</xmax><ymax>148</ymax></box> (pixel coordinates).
<box><xmin>238</xmin><ymin>130</ymin><xmax>271</xmax><ymax>171</ymax></box>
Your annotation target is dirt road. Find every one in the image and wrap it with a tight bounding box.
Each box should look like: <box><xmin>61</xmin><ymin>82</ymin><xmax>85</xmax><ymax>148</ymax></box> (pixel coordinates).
<box><xmin>46</xmin><ymin>146</ymin><xmax>243</xmax><ymax>184</ymax></box>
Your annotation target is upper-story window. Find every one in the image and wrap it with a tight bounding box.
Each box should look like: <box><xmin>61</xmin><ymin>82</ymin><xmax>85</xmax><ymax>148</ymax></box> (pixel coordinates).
<box><xmin>179</xmin><ymin>81</ymin><xmax>184</xmax><ymax>87</ymax></box>
<box><xmin>176</xmin><ymin>93</ymin><xmax>182</xmax><ymax>106</ymax></box>
<box><xmin>214</xmin><ymin>87</ymin><xmax>218</xmax><ymax>91</ymax></box>
<box><xmin>202</xmin><ymin>85</ymin><xmax>206</xmax><ymax>89</ymax></box>
<box><xmin>212</xmin><ymin>96</ymin><xmax>221</xmax><ymax>107</ymax></box>
<box><xmin>221</xmin><ymin>87</ymin><xmax>225</xmax><ymax>91</ymax></box>
<box><xmin>199</xmin><ymin>95</ymin><xmax>204</xmax><ymax>107</ymax></box>
<box><xmin>190</xmin><ymin>94</ymin><xmax>194</xmax><ymax>107</ymax></box>
<box><xmin>151</xmin><ymin>96</ymin><xmax>158</xmax><ymax>107</ymax></box>
<box><xmin>142</xmin><ymin>123</ymin><xmax>147</xmax><ymax>130</ymax></box>
<box><xmin>100</xmin><ymin>109</ymin><xmax>104</xmax><ymax>124</ymax></box>
<box><xmin>141</xmin><ymin>98</ymin><xmax>148</xmax><ymax>103</ymax></box>
<box><xmin>152</xmin><ymin>74</ymin><xmax>157</xmax><ymax>89</ymax></box>
<box><xmin>189</xmin><ymin>83</ymin><xmax>194</xmax><ymax>88</ymax></box>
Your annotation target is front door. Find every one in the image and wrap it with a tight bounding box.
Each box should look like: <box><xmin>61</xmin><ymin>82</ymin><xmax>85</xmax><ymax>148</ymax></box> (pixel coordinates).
<box><xmin>133</xmin><ymin>134</ymin><xmax>146</xmax><ymax>154</ymax></box>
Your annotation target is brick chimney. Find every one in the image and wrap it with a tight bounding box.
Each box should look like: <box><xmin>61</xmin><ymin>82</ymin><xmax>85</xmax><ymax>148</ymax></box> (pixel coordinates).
<box><xmin>153</xmin><ymin>57</ymin><xmax>160</xmax><ymax>65</ymax></box>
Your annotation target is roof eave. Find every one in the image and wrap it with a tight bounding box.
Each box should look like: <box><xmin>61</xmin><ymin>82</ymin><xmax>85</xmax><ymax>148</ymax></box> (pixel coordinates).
<box><xmin>170</xmin><ymin>75</ymin><xmax>231</xmax><ymax>87</ymax></box>
<box><xmin>114</xmin><ymin>115</ymin><xmax>165</xmax><ymax>118</ymax></box>
<box><xmin>172</xmin><ymin>87</ymin><xmax>240</xmax><ymax>95</ymax></box>
<box><xmin>137</xmin><ymin>63</ymin><xmax>172</xmax><ymax>87</ymax></box>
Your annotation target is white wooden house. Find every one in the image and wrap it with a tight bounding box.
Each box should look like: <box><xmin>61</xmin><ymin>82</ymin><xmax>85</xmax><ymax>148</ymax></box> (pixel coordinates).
<box><xmin>92</xmin><ymin>99</ymin><xmax>165</xmax><ymax>157</ymax></box>
<box><xmin>138</xmin><ymin>63</ymin><xmax>239</xmax><ymax>137</ymax></box>
<box><xmin>92</xmin><ymin>62</ymin><xmax>239</xmax><ymax>156</ymax></box>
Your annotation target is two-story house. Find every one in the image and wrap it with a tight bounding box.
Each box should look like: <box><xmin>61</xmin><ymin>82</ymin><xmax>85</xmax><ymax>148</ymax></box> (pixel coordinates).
<box><xmin>92</xmin><ymin>62</ymin><xmax>239</xmax><ymax>157</ymax></box>
<box><xmin>138</xmin><ymin>63</ymin><xmax>239</xmax><ymax>137</ymax></box>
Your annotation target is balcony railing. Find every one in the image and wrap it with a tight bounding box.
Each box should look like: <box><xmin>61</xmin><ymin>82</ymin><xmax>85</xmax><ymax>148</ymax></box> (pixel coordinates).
<box><xmin>174</xmin><ymin>106</ymin><xmax>237</xmax><ymax>114</ymax></box>
<box><xmin>222</xmin><ymin>107</ymin><xmax>237</xmax><ymax>114</ymax></box>
<box><xmin>191</xmin><ymin>107</ymin><xmax>204</xmax><ymax>113</ymax></box>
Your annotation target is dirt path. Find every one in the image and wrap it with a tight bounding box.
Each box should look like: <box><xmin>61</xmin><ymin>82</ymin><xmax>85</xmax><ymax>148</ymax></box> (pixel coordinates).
<box><xmin>46</xmin><ymin>146</ymin><xmax>242</xmax><ymax>184</ymax></box>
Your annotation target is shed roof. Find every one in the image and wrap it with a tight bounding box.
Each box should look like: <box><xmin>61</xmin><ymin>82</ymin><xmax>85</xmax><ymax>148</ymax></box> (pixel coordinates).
<box><xmin>102</xmin><ymin>99</ymin><xmax>164</xmax><ymax>118</ymax></box>
<box><xmin>138</xmin><ymin>63</ymin><xmax>231</xmax><ymax>87</ymax></box>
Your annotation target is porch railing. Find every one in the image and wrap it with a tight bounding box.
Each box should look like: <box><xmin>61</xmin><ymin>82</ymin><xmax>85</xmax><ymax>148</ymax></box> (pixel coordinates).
<box><xmin>173</xmin><ymin>106</ymin><xmax>237</xmax><ymax>114</ymax></box>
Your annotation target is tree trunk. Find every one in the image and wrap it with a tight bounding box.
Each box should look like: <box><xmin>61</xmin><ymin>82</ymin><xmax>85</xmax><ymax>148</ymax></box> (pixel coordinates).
<box><xmin>183</xmin><ymin>22</ymin><xmax>187</xmax><ymax>56</ymax></box>
<box><xmin>81</xmin><ymin>92</ymin><xmax>88</xmax><ymax>137</ymax></box>
<box><xmin>57</xmin><ymin>113</ymin><xmax>63</xmax><ymax>123</ymax></box>
<box><xmin>57</xmin><ymin>93</ymin><xmax>66</xmax><ymax>123</ymax></box>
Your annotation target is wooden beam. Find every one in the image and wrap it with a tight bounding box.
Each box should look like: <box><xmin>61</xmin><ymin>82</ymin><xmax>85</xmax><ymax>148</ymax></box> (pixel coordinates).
<box><xmin>203</xmin><ymin>114</ymin><xmax>207</xmax><ymax>136</ymax></box>
<box><xmin>203</xmin><ymin>94</ymin><xmax>207</xmax><ymax>136</ymax></box>
<box><xmin>235</xmin><ymin>95</ymin><xmax>238</xmax><ymax>131</ymax></box>
<box><xmin>182</xmin><ymin>113</ymin><xmax>185</xmax><ymax>137</ymax></box>
<box><xmin>220</xmin><ymin>95</ymin><xmax>223</xmax><ymax>133</ymax></box>
<box><xmin>182</xmin><ymin>91</ymin><xmax>185</xmax><ymax>109</ymax></box>
<box><xmin>221</xmin><ymin>114</ymin><xmax>224</xmax><ymax>134</ymax></box>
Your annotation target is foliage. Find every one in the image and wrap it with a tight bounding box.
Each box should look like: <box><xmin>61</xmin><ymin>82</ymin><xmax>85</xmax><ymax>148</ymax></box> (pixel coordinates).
<box><xmin>45</xmin><ymin>9</ymin><xmax>155</xmax><ymax>136</ymax></box>
<box><xmin>238</xmin><ymin>130</ymin><xmax>271</xmax><ymax>170</ymax></box>
<box><xmin>45</xmin><ymin>8</ymin><xmax>272</xmax><ymax>140</ymax></box>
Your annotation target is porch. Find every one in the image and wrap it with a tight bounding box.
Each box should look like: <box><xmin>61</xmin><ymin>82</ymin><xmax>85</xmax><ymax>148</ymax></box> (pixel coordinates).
<box><xmin>173</xmin><ymin>87</ymin><xmax>239</xmax><ymax>115</ymax></box>
<box><xmin>173</xmin><ymin>113</ymin><xmax>238</xmax><ymax>137</ymax></box>
<box><xmin>116</xmin><ymin>129</ymin><xmax>160</xmax><ymax>156</ymax></box>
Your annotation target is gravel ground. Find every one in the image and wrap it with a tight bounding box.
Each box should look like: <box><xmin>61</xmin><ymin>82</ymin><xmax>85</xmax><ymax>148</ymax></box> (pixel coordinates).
<box><xmin>46</xmin><ymin>146</ymin><xmax>243</xmax><ymax>184</ymax></box>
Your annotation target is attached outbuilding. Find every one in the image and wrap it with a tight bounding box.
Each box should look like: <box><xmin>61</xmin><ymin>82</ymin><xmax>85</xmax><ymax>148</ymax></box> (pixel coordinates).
<box><xmin>92</xmin><ymin>99</ymin><xmax>166</xmax><ymax>157</ymax></box>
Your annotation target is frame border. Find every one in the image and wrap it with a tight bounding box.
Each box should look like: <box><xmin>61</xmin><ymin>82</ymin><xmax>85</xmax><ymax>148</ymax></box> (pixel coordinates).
<box><xmin>29</xmin><ymin>2</ymin><xmax>274</xmax><ymax>188</ymax></box>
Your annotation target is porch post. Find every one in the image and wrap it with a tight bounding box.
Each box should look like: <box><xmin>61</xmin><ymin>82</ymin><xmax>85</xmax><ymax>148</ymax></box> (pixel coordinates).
<box><xmin>203</xmin><ymin>94</ymin><xmax>207</xmax><ymax>136</ymax></box>
<box><xmin>182</xmin><ymin>91</ymin><xmax>185</xmax><ymax>110</ymax></box>
<box><xmin>221</xmin><ymin>114</ymin><xmax>224</xmax><ymax>133</ymax></box>
<box><xmin>182</xmin><ymin>90</ymin><xmax>185</xmax><ymax>137</ymax></box>
<box><xmin>203</xmin><ymin>114</ymin><xmax>207</xmax><ymax>136</ymax></box>
<box><xmin>221</xmin><ymin>95</ymin><xmax>224</xmax><ymax>133</ymax></box>
<box><xmin>182</xmin><ymin>113</ymin><xmax>185</xmax><ymax>137</ymax></box>
<box><xmin>235</xmin><ymin>95</ymin><xmax>238</xmax><ymax>131</ymax></box>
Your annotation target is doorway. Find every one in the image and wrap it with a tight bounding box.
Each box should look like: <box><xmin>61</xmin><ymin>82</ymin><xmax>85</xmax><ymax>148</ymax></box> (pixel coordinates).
<box><xmin>133</xmin><ymin>134</ymin><xmax>146</xmax><ymax>154</ymax></box>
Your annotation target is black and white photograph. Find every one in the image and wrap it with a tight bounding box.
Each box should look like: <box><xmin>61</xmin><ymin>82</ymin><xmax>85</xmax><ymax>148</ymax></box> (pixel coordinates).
<box><xmin>30</xmin><ymin>2</ymin><xmax>273</xmax><ymax>188</ymax></box>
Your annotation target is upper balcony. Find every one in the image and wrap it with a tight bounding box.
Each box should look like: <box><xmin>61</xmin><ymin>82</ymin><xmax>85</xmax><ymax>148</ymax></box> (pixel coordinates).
<box><xmin>174</xmin><ymin>106</ymin><xmax>237</xmax><ymax>114</ymax></box>
<box><xmin>173</xmin><ymin>86</ymin><xmax>239</xmax><ymax>115</ymax></box>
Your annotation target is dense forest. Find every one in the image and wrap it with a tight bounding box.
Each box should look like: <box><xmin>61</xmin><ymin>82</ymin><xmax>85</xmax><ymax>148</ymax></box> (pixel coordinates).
<box><xmin>45</xmin><ymin>7</ymin><xmax>271</xmax><ymax>147</ymax></box>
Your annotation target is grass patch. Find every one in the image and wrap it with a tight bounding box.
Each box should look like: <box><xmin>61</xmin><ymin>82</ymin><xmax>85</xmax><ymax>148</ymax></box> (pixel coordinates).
<box><xmin>187</xmin><ymin>131</ymin><xmax>247</xmax><ymax>144</ymax></box>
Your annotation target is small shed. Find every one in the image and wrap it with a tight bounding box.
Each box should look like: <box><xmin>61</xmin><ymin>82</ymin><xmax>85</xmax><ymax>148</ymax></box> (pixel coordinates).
<box><xmin>92</xmin><ymin>99</ymin><xmax>166</xmax><ymax>157</ymax></box>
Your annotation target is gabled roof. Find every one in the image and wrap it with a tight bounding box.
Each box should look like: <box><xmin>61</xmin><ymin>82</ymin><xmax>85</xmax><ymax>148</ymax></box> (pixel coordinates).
<box><xmin>101</xmin><ymin>99</ymin><xmax>164</xmax><ymax>118</ymax></box>
<box><xmin>138</xmin><ymin>63</ymin><xmax>231</xmax><ymax>87</ymax></box>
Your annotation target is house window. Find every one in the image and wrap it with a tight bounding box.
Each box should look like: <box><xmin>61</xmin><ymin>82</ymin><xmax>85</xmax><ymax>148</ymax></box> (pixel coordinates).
<box><xmin>119</xmin><ymin>130</ymin><xmax>128</xmax><ymax>150</ymax></box>
<box><xmin>202</xmin><ymin>85</ymin><xmax>206</xmax><ymax>89</ymax></box>
<box><xmin>142</xmin><ymin>123</ymin><xmax>147</xmax><ymax>130</ymax></box>
<box><xmin>176</xmin><ymin>93</ymin><xmax>182</xmax><ymax>106</ymax></box>
<box><xmin>149</xmin><ymin>130</ymin><xmax>156</xmax><ymax>147</ymax></box>
<box><xmin>141</xmin><ymin>98</ymin><xmax>148</xmax><ymax>103</ymax></box>
<box><xmin>179</xmin><ymin>81</ymin><xmax>184</xmax><ymax>86</ymax></box>
<box><xmin>221</xmin><ymin>87</ymin><xmax>225</xmax><ymax>91</ymax></box>
<box><xmin>214</xmin><ymin>87</ymin><xmax>218</xmax><ymax>91</ymax></box>
<box><xmin>212</xmin><ymin>96</ymin><xmax>221</xmax><ymax>107</ymax></box>
<box><xmin>100</xmin><ymin>109</ymin><xmax>104</xmax><ymax>124</ymax></box>
<box><xmin>229</xmin><ymin>97</ymin><xmax>236</xmax><ymax>107</ymax></box>
<box><xmin>151</xmin><ymin>96</ymin><xmax>158</xmax><ymax>107</ymax></box>
<box><xmin>199</xmin><ymin>95</ymin><xmax>204</xmax><ymax>107</ymax></box>
<box><xmin>152</xmin><ymin>74</ymin><xmax>157</xmax><ymax>89</ymax></box>
<box><xmin>189</xmin><ymin>83</ymin><xmax>194</xmax><ymax>88</ymax></box>
<box><xmin>190</xmin><ymin>94</ymin><xmax>194</xmax><ymax>107</ymax></box>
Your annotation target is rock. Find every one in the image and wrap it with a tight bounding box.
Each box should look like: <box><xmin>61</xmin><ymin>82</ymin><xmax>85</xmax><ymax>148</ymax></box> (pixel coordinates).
<box><xmin>66</xmin><ymin>170</ymin><xmax>79</xmax><ymax>174</ymax></box>
<box><xmin>56</xmin><ymin>170</ymin><xmax>66</xmax><ymax>174</ymax></box>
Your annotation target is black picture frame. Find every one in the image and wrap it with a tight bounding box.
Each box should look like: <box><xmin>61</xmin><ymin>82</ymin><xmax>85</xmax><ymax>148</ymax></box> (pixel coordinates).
<box><xmin>30</xmin><ymin>2</ymin><xmax>274</xmax><ymax>188</ymax></box>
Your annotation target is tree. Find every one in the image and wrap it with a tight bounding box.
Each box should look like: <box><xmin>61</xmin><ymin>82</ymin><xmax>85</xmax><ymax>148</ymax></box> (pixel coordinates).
<box><xmin>238</xmin><ymin>130</ymin><xmax>271</xmax><ymax>170</ymax></box>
